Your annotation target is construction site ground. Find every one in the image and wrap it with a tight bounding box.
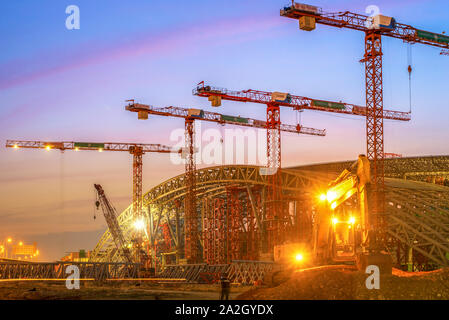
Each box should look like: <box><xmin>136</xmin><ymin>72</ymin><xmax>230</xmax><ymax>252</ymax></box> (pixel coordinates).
<box><xmin>2</xmin><ymin>266</ymin><xmax>449</xmax><ymax>300</ymax></box>
<box><xmin>0</xmin><ymin>281</ymin><xmax>248</xmax><ymax>300</ymax></box>
<box><xmin>238</xmin><ymin>265</ymin><xmax>449</xmax><ymax>300</ymax></box>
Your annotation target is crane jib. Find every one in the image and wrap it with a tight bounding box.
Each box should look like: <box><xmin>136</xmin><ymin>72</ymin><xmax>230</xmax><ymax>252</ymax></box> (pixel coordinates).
<box><xmin>415</xmin><ymin>30</ymin><xmax>449</xmax><ymax>45</ymax></box>
<box><xmin>74</xmin><ymin>142</ymin><xmax>105</xmax><ymax>149</ymax></box>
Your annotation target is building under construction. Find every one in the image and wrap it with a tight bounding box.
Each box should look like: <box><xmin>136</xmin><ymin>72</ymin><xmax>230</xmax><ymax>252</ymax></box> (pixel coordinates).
<box><xmin>2</xmin><ymin>2</ymin><xmax>449</xmax><ymax>289</ymax></box>
<box><xmin>89</xmin><ymin>155</ymin><xmax>449</xmax><ymax>282</ymax></box>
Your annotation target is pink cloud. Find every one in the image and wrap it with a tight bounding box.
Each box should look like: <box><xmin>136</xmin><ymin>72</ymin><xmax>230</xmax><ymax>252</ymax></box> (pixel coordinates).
<box><xmin>0</xmin><ymin>14</ymin><xmax>286</xmax><ymax>91</ymax></box>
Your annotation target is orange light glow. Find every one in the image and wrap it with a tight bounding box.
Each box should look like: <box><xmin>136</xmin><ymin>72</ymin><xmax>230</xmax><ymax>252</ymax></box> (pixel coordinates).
<box><xmin>295</xmin><ymin>253</ymin><xmax>304</xmax><ymax>262</ymax></box>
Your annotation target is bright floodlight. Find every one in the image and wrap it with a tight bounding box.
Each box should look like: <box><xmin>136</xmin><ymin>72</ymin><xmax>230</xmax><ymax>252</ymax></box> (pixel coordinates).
<box><xmin>295</xmin><ymin>253</ymin><xmax>304</xmax><ymax>262</ymax></box>
<box><xmin>332</xmin><ymin>217</ymin><xmax>339</xmax><ymax>225</ymax></box>
<box><xmin>326</xmin><ymin>191</ymin><xmax>337</xmax><ymax>202</ymax></box>
<box><xmin>133</xmin><ymin>219</ymin><xmax>145</xmax><ymax>230</ymax></box>
<box><xmin>45</xmin><ymin>145</ymin><xmax>51</xmax><ymax>151</ymax></box>
<box><xmin>319</xmin><ymin>194</ymin><xmax>326</xmax><ymax>201</ymax></box>
<box><xmin>349</xmin><ymin>216</ymin><xmax>356</xmax><ymax>224</ymax></box>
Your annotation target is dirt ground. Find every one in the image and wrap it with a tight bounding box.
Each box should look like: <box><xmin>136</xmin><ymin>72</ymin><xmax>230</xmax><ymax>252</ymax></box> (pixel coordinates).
<box><xmin>2</xmin><ymin>266</ymin><xmax>449</xmax><ymax>300</ymax></box>
<box><xmin>237</xmin><ymin>266</ymin><xmax>449</xmax><ymax>300</ymax></box>
<box><xmin>0</xmin><ymin>281</ymin><xmax>249</xmax><ymax>300</ymax></box>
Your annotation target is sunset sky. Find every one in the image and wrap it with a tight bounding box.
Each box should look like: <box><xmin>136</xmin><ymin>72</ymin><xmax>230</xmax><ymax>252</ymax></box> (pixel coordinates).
<box><xmin>1</xmin><ymin>0</ymin><xmax>448</xmax><ymax>260</ymax></box>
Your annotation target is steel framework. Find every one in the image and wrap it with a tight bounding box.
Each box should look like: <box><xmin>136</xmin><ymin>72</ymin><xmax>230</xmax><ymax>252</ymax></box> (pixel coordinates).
<box><xmin>91</xmin><ymin>158</ymin><xmax>449</xmax><ymax>269</ymax></box>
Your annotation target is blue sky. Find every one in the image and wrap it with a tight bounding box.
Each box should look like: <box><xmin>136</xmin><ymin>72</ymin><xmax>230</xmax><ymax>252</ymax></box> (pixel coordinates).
<box><xmin>0</xmin><ymin>0</ymin><xmax>448</xmax><ymax>260</ymax></box>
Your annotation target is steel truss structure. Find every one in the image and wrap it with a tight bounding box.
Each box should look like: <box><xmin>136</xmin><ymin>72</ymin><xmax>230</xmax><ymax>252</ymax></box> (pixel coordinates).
<box><xmin>91</xmin><ymin>157</ymin><xmax>449</xmax><ymax>272</ymax></box>
<box><xmin>158</xmin><ymin>261</ymin><xmax>274</xmax><ymax>285</ymax></box>
<box><xmin>0</xmin><ymin>262</ymin><xmax>140</xmax><ymax>280</ymax></box>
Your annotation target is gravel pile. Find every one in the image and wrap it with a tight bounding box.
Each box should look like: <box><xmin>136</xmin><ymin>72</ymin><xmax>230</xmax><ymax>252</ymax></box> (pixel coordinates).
<box><xmin>238</xmin><ymin>266</ymin><xmax>449</xmax><ymax>300</ymax></box>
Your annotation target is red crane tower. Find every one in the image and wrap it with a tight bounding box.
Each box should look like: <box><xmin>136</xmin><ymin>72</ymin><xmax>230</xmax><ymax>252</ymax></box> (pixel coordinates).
<box><xmin>193</xmin><ymin>82</ymin><xmax>410</xmax><ymax>250</ymax></box>
<box><xmin>6</xmin><ymin>140</ymin><xmax>177</xmax><ymax>264</ymax></box>
<box><xmin>125</xmin><ymin>102</ymin><xmax>325</xmax><ymax>262</ymax></box>
<box><xmin>280</xmin><ymin>2</ymin><xmax>448</xmax><ymax>253</ymax></box>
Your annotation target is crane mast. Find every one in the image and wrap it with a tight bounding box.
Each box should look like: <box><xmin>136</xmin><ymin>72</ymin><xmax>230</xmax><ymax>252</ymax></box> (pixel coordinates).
<box><xmin>94</xmin><ymin>184</ymin><xmax>133</xmax><ymax>263</ymax></box>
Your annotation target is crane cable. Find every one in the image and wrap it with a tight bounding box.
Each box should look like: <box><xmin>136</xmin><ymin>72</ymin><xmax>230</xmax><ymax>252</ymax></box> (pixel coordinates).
<box><xmin>407</xmin><ymin>44</ymin><xmax>413</xmax><ymax>113</ymax></box>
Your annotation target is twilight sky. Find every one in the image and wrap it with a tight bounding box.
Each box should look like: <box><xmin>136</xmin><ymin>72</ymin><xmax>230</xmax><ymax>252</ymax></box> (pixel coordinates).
<box><xmin>0</xmin><ymin>0</ymin><xmax>448</xmax><ymax>261</ymax></box>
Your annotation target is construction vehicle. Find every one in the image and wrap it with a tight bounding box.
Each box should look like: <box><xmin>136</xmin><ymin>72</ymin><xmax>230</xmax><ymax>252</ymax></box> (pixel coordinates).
<box><xmin>264</xmin><ymin>155</ymin><xmax>391</xmax><ymax>286</ymax></box>
<box><xmin>94</xmin><ymin>184</ymin><xmax>133</xmax><ymax>264</ymax></box>
<box><xmin>313</xmin><ymin>155</ymin><xmax>392</xmax><ymax>273</ymax></box>
<box><xmin>94</xmin><ymin>183</ymin><xmax>155</xmax><ymax>275</ymax></box>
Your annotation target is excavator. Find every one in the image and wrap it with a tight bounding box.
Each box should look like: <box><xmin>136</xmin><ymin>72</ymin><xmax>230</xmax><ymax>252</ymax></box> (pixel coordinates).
<box><xmin>268</xmin><ymin>155</ymin><xmax>391</xmax><ymax>285</ymax></box>
<box><xmin>313</xmin><ymin>155</ymin><xmax>392</xmax><ymax>273</ymax></box>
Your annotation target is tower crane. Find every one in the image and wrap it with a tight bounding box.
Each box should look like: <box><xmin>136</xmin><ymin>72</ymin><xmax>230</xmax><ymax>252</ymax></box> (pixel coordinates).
<box><xmin>6</xmin><ymin>140</ymin><xmax>178</xmax><ymax>265</ymax></box>
<box><xmin>94</xmin><ymin>184</ymin><xmax>133</xmax><ymax>263</ymax></box>
<box><xmin>280</xmin><ymin>2</ymin><xmax>448</xmax><ymax>258</ymax></box>
<box><xmin>194</xmin><ymin>82</ymin><xmax>410</xmax><ymax>251</ymax></box>
<box><xmin>125</xmin><ymin>102</ymin><xmax>326</xmax><ymax>263</ymax></box>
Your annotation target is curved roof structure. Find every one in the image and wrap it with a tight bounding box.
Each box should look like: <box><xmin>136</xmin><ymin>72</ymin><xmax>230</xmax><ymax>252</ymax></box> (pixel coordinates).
<box><xmin>90</xmin><ymin>156</ymin><xmax>449</xmax><ymax>267</ymax></box>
